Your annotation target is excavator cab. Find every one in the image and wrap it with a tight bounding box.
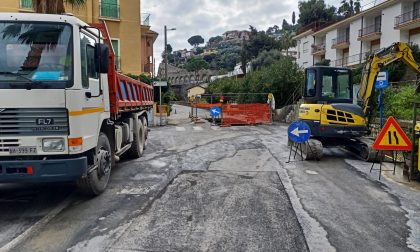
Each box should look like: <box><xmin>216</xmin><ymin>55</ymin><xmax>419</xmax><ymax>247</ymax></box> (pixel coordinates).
<box><xmin>303</xmin><ymin>66</ymin><xmax>353</xmax><ymax>105</ymax></box>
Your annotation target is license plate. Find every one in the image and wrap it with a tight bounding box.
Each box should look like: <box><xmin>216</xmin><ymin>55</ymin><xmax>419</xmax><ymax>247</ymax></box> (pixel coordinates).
<box><xmin>9</xmin><ymin>146</ymin><xmax>37</xmax><ymax>155</ymax></box>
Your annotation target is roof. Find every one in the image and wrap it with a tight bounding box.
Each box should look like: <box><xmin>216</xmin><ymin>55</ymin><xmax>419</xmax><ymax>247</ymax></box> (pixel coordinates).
<box><xmin>187</xmin><ymin>85</ymin><xmax>206</xmax><ymax>90</ymax></box>
<box><xmin>293</xmin><ymin>0</ymin><xmax>399</xmax><ymax>40</ymax></box>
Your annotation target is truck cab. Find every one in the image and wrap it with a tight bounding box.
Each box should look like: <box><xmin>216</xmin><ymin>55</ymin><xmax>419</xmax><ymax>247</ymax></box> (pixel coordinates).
<box><xmin>0</xmin><ymin>13</ymin><xmax>152</xmax><ymax>195</ymax></box>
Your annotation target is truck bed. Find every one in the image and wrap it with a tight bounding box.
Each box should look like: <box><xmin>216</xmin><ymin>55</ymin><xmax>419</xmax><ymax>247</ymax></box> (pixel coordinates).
<box><xmin>90</xmin><ymin>22</ymin><xmax>154</xmax><ymax>118</ymax></box>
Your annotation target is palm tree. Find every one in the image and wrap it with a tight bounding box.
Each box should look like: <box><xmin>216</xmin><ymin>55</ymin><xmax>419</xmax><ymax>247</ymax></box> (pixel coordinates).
<box><xmin>32</xmin><ymin>0</ymin><xmax>86</xmax><ymax>14</ymax></box>
<box><xmin>281</xmin><ymin>31</ymin><xmax>296</xmax><ymax>56</ymax></box>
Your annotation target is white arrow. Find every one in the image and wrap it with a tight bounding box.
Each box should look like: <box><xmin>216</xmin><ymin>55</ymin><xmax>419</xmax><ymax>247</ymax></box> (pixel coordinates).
<box><xmin>211</xmin><ymin>109</ymin><xmax>220</xmax><ymax>114</ymax></box>
<box><xmin>291</xmin><ymin>127</ymin><xmax>309</xmax><ymax>137</ymax></box>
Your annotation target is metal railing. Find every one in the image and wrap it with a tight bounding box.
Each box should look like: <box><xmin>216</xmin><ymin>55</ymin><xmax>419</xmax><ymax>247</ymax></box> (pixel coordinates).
<box><xmin>141</xmin><ymin>13</ymin><xmax>151</xmax><ymax>26</ymax></box>
<box><xmin>332</xmin><ymin>35</ymin><xmax>350</xmax><ymax>46</ymax></box>
<box><xmin>334</xmin><ymin>48</ymin><xmax>384</xmax><ymax>67</ymax></box>
<box><xmin>115</xmin><ymin>56</ymin><xmax>121</xmax><ymax>70</ymax></box>
<box><xmin>359</xmin><ymin>24</ymin><xmax>381</xmax><ymax>37</ymax></box>
<box><xmin>311</xmin><ymin>43</ymin><xmax>326</xmax><ymax>54</ymax></box>
<box><xmin>20</xmin><ymin>0</ymin><xmax>33</xmax><ymax>9</ymax></box>
<box><xmin>395</xmin><ymin>8</ymin><xmax>420</xmax><ymax>27</ymax></box>
<box><xmin>100</xmin><ymin>2</ymin><xmax>120</xmax><ymax>19</ymax></box>
<box><xmin>334</xmin><ymin>53</ymin><xmax>363</xmax><ymax>67</ymax></box>
<box><xmin>360</xmin><ymin>0</ymin><xmax>388</xmax><ymax>11</ymax></box>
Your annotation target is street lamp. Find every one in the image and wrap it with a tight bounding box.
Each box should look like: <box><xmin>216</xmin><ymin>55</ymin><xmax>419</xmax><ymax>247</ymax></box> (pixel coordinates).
<box><xmin>164</xmin><ymin>25</ymin><xmax>176</xmax><ymax>81</ymax></box>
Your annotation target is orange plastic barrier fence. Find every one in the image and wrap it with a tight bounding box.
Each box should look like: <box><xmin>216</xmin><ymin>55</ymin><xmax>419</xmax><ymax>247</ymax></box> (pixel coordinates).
<box><xmin>221</xmin><ymin>104</ymin><xmax>271</xmax><ymax>126</ymax></box>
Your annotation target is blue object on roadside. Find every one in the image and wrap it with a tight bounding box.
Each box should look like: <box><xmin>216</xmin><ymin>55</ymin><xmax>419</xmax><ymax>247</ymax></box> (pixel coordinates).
<box><xmin>288</xmin><ymin>121</ymin><xmax>311</xmax><ymax>143</ymax></box>
<box><xmin>210</xmin><ymin>106</ymin><xmax>221</xmax><ymax>117</ymax></box>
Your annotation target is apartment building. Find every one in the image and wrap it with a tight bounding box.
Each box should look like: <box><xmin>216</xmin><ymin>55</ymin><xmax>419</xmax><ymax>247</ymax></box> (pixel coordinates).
<box><xmin>295</xmin><ymin>0</ymin><xmax>420</xmax><ymax>69</ymax></box>
<box><xmin>0</xmin><ymin>0</ymin><xmax>153</xmax><ymax>75</ymax></box>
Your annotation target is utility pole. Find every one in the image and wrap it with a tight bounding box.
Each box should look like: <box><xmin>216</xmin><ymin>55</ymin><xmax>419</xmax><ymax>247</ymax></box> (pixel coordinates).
<box><xmin>162</xmin><ymin>25</ymin><xmax>176</xmax><ymax>126</ymax></box>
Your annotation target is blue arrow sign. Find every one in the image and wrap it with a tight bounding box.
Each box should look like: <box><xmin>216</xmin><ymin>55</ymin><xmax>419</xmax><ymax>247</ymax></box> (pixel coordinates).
<box><xmin>288</xmin><ymin>121</ymin><xmax>311</xmax><ymax>143</ymax></box>
<box><xmin>210</xmin><ymin>106</ymin><xmax>221</xmax><ymax>117</ymax></box>
<box><xmin>375</xmin><ymin>71</ymin><xmax>389</xmax><ymax>89</ymax></box>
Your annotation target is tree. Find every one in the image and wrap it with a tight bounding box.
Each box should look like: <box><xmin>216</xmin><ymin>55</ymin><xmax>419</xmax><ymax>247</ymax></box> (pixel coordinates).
<box><xmin>195</xmin><ymin>47</ymin><xmax>204</xmax><ymax>54</ymax></box>
<box><xmin>338</xmin><ymin>0</ymin><xmax>361</xmax><ymax>18</ymax></box>
<box><xmin>185</xmin><ymin>57</ymin><xmax>209</xmax><ymax>81</ymax></box>
<box><xmin>298</xmin><ymin>0</ymin><xmax>337</xmax><ymax>26</ymax></box>
<box><xmin>266</xmin><ymin>25</ymin><xmax>280</xmax><ymax>35</ymax></box>
<box><xmin>292</xmin><ymin>11</ymin><xmax>296</xmax><ymax>25</ymax></box>
<box><xmin>251</xmin><ymin>49</ymin><xmax>284</xmax><ymax>70</ymax></box>
<box><xmin>33</xmin><ymin>0</ymin><xmax>86</xmax><ymax>14</ymax></box>
<box><xmin>282</xmin><ymin>19</ymin><xmax>293</xmax><ymax>32</ymax></box>
<box><xmin>188</xmin><ymin>35</ymin><xmax>205</xmax><ymax>47</ymax></box>
<box><xmin>208</xmin><ymin>36</ymin><xmax>223</xmax><ymax>45</ymax></box>
<box><xmin>280</xmin><ymin>31</ymin><xmax>296</xmax><ymax>56</ymax></box>
<box><xmin>166</xmin><ymin>44</ymin><xmax>173</xmax><ymax>54</ymax></box>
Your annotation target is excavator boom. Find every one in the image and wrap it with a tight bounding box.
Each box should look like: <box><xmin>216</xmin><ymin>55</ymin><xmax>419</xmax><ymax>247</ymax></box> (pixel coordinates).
<box><xmin>358</xmin><ymin>42</ymin><xmax>420</xmax><ymax>115</ymax></box>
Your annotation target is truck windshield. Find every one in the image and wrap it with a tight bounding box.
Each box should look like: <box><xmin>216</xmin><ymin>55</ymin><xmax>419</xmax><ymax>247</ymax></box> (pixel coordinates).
<box><xmin>0</xmin><ymin>22</ymin><xmax>72</xmax><ymax>89</ymax></box>
<box><xmin>321</xmin><ymin>69</ymin><xmax>351</xmax><ymax>99</ymax></box>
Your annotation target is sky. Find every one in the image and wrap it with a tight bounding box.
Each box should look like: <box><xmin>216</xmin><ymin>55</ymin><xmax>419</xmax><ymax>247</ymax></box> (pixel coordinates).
<box><xmin>142</xmin><ymin>0</ymin><xmax>344</xmax><ymax>74</ymax></box>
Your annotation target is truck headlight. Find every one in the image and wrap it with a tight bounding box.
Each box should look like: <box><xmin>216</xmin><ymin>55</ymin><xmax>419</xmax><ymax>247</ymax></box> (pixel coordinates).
<box><xmin>42</xmin><ymin>138</ymin><xmax>65</xmax><ymax>152</ymax></box>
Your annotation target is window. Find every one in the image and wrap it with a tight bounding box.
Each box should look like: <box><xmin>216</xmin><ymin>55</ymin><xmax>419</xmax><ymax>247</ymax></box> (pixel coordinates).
<box><xmin>321</xmin><ymin>68</ymin><xmax>351</xmax><ymax>99</ymax></box>
<box><xmin>20</xmin><ymin>0</ymin><xmax>33</xmax><ymax>9</ymax></box>
<box><xmin>305</xmin><ymin>69</ymin><xmax>316</xmax><ymax>97</ymax></box>
<box><xmin>80</xmin><ymin>32</ymin><xmax>98</xmax><ymax>88</ymax></box>
<box><xmin>303</xmin><ymin>42</ymin><xmax>309</xmax><ymax>53</ymax></box>
<box><xmin>0</xmin><ymin>22</ymin><xmax>73</xmax><ymax>89</ymax></box>
<box><xmin>100</xmin><ymin>0</ymin><xmax>120</xmax><ymax>19</ymax></box>
<box><xmin>111</xmin><ymin>39</ymin><xmax>120</xmax><ymax>70</ymax></box>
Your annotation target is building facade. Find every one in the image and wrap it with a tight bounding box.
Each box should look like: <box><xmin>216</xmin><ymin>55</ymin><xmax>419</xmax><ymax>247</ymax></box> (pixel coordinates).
<box><xmin>0</xmin><ymin>0</ymin><xmax>148</xmax><ymax>75</ymax></box>
<box><xmin>141</xmin><ymin>13</ymin><xmax>158</xmax><ymax>77</ymax></box>
<box><xmin>294</xmin><ymin>0</ymin><xmax>420</xmax><ymax>69</ymax></box>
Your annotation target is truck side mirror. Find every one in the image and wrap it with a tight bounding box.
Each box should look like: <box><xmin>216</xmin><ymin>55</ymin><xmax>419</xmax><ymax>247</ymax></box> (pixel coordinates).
<box><xmin>95</xmin><ymin>43</ymin><xmax>109</xmax><ymax>74</ymax></box>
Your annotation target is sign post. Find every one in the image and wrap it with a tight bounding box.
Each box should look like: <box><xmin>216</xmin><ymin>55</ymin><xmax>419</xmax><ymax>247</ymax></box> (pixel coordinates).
<box><xmin>375</xmin><ymin>71</ymin><xmax>389</xmax><ymax>128</ymax></box>
<box><xmin>153</xmin><ymin>81</ymin><xmax>168</xmax><ymax>126</ymax></box>
<box><xmin>287</xmin><ymin>121</ymin><xmax>312</xmax><ymax>162</ymax></box>
<box><xmin>371</xmin><ymin>116</ymin><xmax>412</xmax><ymax>179</ymax></box>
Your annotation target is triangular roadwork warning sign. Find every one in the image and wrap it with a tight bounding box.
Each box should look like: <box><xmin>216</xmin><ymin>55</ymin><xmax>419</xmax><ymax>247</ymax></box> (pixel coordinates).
<box><xmin>372</xmin><ymin>116</ymin><xmax>412</xmax><ymax>151</ymax></box>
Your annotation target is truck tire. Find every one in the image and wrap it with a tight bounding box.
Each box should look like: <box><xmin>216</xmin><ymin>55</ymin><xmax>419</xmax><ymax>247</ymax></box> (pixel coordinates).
<box><xmin>127</xmin><ymin>118</ymin><xmax>145</xmax><ymax>158</ymax></box>
<box><xmin>77</xmin><ymin>133</ymin><xmax>112</xmax><ymax>196</ymax></box>
<box><xmin>142</xmin><ymin>116</ymin><xmax>148</xmax><ymax>149</ymax></box>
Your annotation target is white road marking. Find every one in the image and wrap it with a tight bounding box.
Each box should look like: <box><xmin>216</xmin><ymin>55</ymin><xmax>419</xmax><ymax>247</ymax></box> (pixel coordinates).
<box><xmin>193</xmin><ymin>126</ymin><xmax>203</xmax><ymax>131</ymax></box>
<box><xmin>176</xmin><ymin>127</ymin><xmax>186</xmax><ymax>132</ymax></box>
<box><xmin>211</xmin><ymin>126</ymin><xmax>220</xmax><ymax>131</ymax></box>
<box><xmin>305</xmin><ymin>170</ymin><xmax>319</xmax><ymax>175</ymax></box>
<box><xmin>0</xmin><ymin>193</ymin><xmax>75</xmax><ymax>252</ymax></box>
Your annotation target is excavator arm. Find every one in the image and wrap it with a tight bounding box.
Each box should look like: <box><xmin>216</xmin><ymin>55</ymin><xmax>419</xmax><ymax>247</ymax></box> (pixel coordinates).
<box><xmin>357</xmin><ymin>42</ymin><xmax>420</xmax><ymax>115</ymax></box>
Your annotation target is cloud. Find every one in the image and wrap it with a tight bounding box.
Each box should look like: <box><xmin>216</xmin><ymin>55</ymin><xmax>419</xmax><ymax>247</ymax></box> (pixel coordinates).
<box><xmin>142</xmin><ymin>0</ymin><xmax>341</xmax><ymax>74</ymax></box>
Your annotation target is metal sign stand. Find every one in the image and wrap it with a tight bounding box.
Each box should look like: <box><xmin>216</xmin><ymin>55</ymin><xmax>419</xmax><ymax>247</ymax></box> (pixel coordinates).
<box><xmin>286</xmin><ymin>121</ymin><xmax>313</xmax><ymax>163</ymax></box>
<box><xmin>286</xmin><ymin>141</ymin><xmax>313</xmax><ymax>163</ymax></box>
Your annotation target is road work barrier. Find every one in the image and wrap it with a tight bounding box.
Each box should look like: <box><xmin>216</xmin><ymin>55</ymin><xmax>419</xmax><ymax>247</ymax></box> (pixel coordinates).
<box><xmin>191</xmin><ymin>93</ymin><xmax>273</xmax><ymax>126</ymax></box>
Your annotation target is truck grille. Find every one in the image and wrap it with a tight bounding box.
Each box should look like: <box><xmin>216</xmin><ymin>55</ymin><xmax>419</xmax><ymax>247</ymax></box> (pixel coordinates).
<box><xmin>0</xmin><ymin>108</ymin><xmax>69</xmax><ymax>136</ymax></box>
<box><xmin>0</xmin><ymin>139</ymin><xmax>20</xmax><ymax>153</ymax></box>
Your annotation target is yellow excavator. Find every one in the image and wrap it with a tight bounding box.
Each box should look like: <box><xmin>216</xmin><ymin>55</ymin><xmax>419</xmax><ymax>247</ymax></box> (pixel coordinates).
<box><xmin>298</xmin><ymin>42</ymin><xmax>420</xmax><ymax>160</ymax></box>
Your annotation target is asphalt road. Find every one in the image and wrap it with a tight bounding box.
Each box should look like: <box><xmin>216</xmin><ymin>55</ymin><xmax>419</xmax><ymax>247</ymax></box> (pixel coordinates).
<box><xmin>0</xmin><ymin>104</ymin><xmax>418</xmax><ymax>252</ymax></box>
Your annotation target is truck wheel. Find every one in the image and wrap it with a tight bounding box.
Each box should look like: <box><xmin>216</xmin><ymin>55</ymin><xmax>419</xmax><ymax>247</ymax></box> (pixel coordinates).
<box><xmin>127</xmin><ymin>118</ymin><xmax>145</xmax><ymax>158</ymax></box>
<box><xmin>142</xmin><ymin>117</ymin><xmax>148</xmax><ymax>149</ymax></box>
<box><xmin>77</xmin><ymin>133</ymin><xmax>112</xmax><ymax>196</ymax></box>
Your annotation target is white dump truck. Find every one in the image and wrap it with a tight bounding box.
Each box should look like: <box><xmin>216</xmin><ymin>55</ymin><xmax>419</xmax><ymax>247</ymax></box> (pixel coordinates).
<box><xmin>0</xmin><ymin>13</ymin><xmax>154</xmax><ymax>195</ymax></box>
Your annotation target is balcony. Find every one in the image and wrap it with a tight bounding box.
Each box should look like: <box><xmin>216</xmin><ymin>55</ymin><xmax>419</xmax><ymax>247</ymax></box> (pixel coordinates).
<box><xmin>334</xmin><ymin>53</ymin><xmax>363</xmax><ymax>67</ymax></box>
<box><xmin>395</xmin><ymin>9</ymin><xmax>420</xmax><ymax>30</ymax></box>
<box><xmin>141</xmin><ymin>13</ymin><xmax>151</xmax><ymax>26</ymax></box>
<box><xmin>331</xmin><ymin>36</ymin><xmax>350</xmax><ymax>49</ymax></box>
<box><xmin>311</xmin><ymin>43</ymin><xmax>326</xmax><ymax>56</ymax></box>
<box><xmin>100</xmin><ymin>2</ymin><xmax>120</xmax><ymax>19</ymax></box>
<box><xmin>358</xmin><ymin>24</ymin><xmax>381</xmax><ymax>41</ymax></box>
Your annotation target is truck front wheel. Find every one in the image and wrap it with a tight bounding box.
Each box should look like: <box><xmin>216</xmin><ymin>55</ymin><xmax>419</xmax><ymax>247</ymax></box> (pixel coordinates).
<box><xmin>77</xmin><ymin>133</ymin><xmax>112</xmax><ymax>196</ymax></box>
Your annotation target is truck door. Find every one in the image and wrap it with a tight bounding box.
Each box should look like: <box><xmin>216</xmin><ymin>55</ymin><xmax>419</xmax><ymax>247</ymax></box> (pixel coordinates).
<box><xmin>79</xmin><ymin>32</ymin><xmax>103</xmax><ymax>139</ymax></box>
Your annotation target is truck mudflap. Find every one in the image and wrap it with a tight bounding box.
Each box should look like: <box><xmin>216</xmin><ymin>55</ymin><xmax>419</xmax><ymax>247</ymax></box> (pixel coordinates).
<box><xmin>0</xmin><ymin>157</ymin><xmax>87</xmax><ymax>183</ymax></box>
